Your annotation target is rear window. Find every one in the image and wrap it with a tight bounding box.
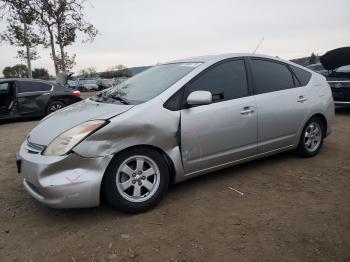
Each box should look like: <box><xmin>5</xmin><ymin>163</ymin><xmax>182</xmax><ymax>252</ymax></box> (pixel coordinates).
<box><xmin>17</xmin><ymin>81</ymin><xmax>52</xmax><ymax>93</ymax></box>
<box><xmin>290</xmin><ymin>65</ymin><xmax>312</xmax><ymax>86</ymax></box>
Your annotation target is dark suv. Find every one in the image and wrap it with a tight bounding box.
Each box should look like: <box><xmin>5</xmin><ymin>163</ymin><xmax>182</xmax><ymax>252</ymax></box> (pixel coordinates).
<box><xmin>320</xmin><ymin>47</ymin><xmax>350</xmax><ymax>105</ymax></box>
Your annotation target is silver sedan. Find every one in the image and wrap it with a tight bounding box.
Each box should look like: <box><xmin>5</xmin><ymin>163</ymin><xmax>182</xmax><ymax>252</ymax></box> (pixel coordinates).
<box><xmin>17</xmin><ymin>53</ymin><xmax>334</xmax><ymax>213</ymax></box>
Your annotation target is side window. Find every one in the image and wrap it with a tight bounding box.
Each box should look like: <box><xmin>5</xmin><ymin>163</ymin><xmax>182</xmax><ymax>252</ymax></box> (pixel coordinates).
<box><xmin>18</xmin><ymin>81</ymin><xmax>52</xmax><ymax>93</ymax></box>
<box><xmin>184</xmin><ymin>59</ymin><xmax>248</xmax><ymax>103</ymax></box>
<box><xmin>290</xmin><ymin>65</ymin><xmax>312</xmax><ymax>86</ymax></box>
<box><xmin>251</xmin><ymin>59</ymin><xmax>295</xmax><ymax>94</ymax></box>
<box><xmin>0</xmin><ymin>82</ymin><xmax>9</xmax><ymax>93</ymax></box>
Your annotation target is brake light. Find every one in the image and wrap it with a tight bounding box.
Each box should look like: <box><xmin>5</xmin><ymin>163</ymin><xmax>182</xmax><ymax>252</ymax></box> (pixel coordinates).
<box><xmin>73</xmin><ymin>90</ymin><xmax>80</xmax><ymax>97</ymax></box>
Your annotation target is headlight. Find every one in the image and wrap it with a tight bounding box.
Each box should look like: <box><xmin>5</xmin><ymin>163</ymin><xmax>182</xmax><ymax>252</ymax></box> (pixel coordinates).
<box><xmin>43</xmin><ymin>120</ymin><xmax>107</xmax><ymax>156</ymax></box>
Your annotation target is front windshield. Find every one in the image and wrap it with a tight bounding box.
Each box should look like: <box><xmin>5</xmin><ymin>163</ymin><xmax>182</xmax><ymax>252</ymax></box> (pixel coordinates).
<box><xmin>91</xmin><ymin>62</ymin><xmax>202</xmax><ymax>104</ymax></box>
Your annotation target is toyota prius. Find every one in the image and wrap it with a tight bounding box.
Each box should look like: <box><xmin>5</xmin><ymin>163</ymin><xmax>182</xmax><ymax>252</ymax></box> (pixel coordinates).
<box><xmin>17</xmin><ymin>54</ymin><xmax>334</xmax><ymax>213</ymax></box>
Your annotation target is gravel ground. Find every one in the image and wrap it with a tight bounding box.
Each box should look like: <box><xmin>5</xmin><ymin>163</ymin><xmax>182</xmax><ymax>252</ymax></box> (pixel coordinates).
<box><xmin>0</xmin><ymin>99</ymin><xmax>349</xmax><ymax>262</ymax></box>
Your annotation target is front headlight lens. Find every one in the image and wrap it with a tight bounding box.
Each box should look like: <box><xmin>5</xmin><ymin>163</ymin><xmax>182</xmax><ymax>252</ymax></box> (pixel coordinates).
<box><xmin>43</xmin><ymin>120</ymin><xmax>106</xmax><ymax>156</ymax></box>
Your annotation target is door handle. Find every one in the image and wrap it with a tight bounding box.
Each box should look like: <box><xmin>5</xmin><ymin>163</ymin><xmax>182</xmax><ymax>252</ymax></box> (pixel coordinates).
<box><xmin>297</xmin><ymin>95</ymin><xmax>308</xmax><ymax>103</ymax></box>
<box><xmin>240</xmin><ymin>106</ymin><xmax>255</xmax><ymax>115</ymax></box>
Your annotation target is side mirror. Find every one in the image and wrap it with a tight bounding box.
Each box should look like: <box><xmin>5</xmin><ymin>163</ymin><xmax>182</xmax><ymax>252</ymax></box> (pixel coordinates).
<box><xmin>187</xmin><ymin>91</ymin><xmax>212</xmax><ymax>106</ymax></box>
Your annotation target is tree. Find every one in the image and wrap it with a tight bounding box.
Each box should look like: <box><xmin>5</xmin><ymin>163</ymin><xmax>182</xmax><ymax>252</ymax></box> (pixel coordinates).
<box><xmin>79</xmin><ymin>67</ymin><xmax>97</xmax><ymax>78</ymax></box>
<box><xmin>309</xmin><ymin>52</ymin><xmax>317</xmax><ymax>65</ymax></box>
<box><xmin>30</xmin><ymin>0</ymin><xmax>98</xmax><ymax>74</ymax></box>
<box><xmin>3</xmin><ymin>64</ymin><xmax>28</xmax><ymax>78</ymax></box>
<box><xmin>100</xmin><ymin>65</ymin><xmax>133</xmax><ymax>78</ymax></box>
<box><xmin>0</xmin><ymin>0</ymin><xmax>43</xmax><ymax>78</ymax></box>
<box><xmin>32</xmin><ymin>67</ymin><xmax>50</xmax><ymax>79</ymax></box>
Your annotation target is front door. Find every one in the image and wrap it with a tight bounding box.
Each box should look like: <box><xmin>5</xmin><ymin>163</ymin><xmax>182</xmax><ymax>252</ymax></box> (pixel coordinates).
<box><xmin>180</xmin><ymin>59</ymin><xmax>257</xmax><ymax>174</ymax></box>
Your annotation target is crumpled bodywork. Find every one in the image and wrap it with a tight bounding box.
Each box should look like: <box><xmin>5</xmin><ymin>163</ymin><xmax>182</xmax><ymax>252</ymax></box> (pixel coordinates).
<box><xmin>29</xmin><ymin>99</ymin><xmax>134</xmax><ymax>146</ymax></box>
<box><xmin>73</xmin><ymin>97</ymin><xmax>186</xmax><ymax>182</ymax></box>
<box><xmin>18</xmin><ymin>140</ymin><xmax>113</xmax><ymax>208</ymax></box>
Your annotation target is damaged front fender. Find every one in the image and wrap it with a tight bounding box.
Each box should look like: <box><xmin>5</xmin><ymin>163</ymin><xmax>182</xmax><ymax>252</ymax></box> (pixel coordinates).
<box><xmin>73</xmin><ymin>97</ymin><xmax>186</xmax><ymax>182</ymax></box>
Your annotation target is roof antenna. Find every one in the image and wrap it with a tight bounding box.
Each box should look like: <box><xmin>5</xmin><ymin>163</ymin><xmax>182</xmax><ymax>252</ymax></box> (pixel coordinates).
<box><xmin>253</xmin><ymin>37</ymin><xmax>264</xmax><ymax>54</ymax></box>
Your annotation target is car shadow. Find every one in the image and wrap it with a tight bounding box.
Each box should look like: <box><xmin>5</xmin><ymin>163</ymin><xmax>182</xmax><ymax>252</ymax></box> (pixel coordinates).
<box><xmin>32</xmin><ymin>150</ymin><xmax>295</xmax><ymax>220</ymax></box>
<box><xmin>335</xmin><ymin>106</ymin><xmax>350</xmax><ymax>115</ymax></box>
<box><xmin>168</xmin><ymin>150</ymin><xmax>294</xmax><ymax>194</ymax></box>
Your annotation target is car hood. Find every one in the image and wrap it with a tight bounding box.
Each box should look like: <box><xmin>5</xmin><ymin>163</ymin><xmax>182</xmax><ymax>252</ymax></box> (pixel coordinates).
<box><xmin>320</xmin><ymin>47</ymin><xmax>350</xmax><ymax>70</ymax></box>
<box><xmin>28</xmin><ymin>99</ymin><xmax>134</xmax><ymax>146</ymax></box>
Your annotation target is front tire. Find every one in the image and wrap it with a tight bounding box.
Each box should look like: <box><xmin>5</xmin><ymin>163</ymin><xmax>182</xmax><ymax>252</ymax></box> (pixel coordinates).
<box><xmin>296</xmin><ymin>117</ymin><xmax>324</xmax><ymax>158</ymax></box>
<box><xmin>103</xmin><ymin>148</ymin><xmax>169</xmax><ymax>213</ymax></box>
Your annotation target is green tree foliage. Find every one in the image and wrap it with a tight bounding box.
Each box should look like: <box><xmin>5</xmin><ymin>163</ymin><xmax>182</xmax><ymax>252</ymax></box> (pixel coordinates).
<box><xmin>0</xmin><ymin>0</ymin><xmax>43</xmax><ymax>78</ymax></box>
<box><xmin>32</xmin><ymin>67</ymin><xmax>50</xmax><ymax>79</ymax></box>
<box><xmin>3</xmin><ymin>64</ymin><xmax>28</xmax><ymax>78</ymax></box>
<box><xmin>29</xmin><ymin>0</ymin><xmax>98</xmax><ymax>73</ymax></box>
<box><xmin>0</xmin><ymin>0</ymin><xmax>98</xmax><ymax>75</ymax></box>
<box><xmin>309</xmin><ymin>52</ymin><xmax>317</xmax><ymax>65</ymax></box>
<box><xmin>78</xmin><ymin>67</ymin><xmax>97</xmax><ymax>78</ymax></box>
<box><xmin>99</xmin><ymin>65</ymin><xmax>133</xmax><ymax>79</ymax></box>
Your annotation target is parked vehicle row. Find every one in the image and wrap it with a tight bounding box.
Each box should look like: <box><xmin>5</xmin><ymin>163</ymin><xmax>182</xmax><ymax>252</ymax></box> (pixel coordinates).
<box><xmin>16</xmin><ymin>53</ymin><xmax>334</xmax><ymax>213</ymax></box>
<box><xmin>66</xmin><ymin>78</ymin><xmax>129</xmax><ymax>92</ymax></box>
<box><xmin>0</xmin><ymin>79</ymin><xmax>81</xmax><ymax>121</ymax></box>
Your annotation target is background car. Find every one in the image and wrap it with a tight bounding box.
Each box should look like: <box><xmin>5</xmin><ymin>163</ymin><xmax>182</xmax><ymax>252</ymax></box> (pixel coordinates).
<box><xmin>306</xmin><ymin>63</ymin><xmax>329</xmax><ymax>76</ymax></box>
<box><xmin>0</xmin><ymin>79</ymin><xmax>81</xmax><ymax>120</ymax></box>
<box><xmin>320</xmin><ymin>46</ymin><xmax>350</xmax><ymax>105</ymax></box>
<box><xmin>66</xmin><ymin>80</ymin><xmax>79</xmax><ymax>90</ymax></box>
<box><xmin>77</xmin><ymin>79</ymin><xmax>99</xmax><ymax>92</ymax></box>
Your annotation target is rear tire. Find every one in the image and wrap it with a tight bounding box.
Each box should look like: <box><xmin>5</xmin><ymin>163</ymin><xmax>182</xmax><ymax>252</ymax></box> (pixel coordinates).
<box><xmin>296</xmin><ymin>117</ymin><xmax>324</xmax><ymax>158</ymax></box>
<box><xmin>46</xmin><ymin>100</ymin><xmax>65</xmax><ymax>115</ymax></box>
<box><xmin>103</xmin><ymin>148</ymin><xmax>169</xmax><ymax>213</ymax></box>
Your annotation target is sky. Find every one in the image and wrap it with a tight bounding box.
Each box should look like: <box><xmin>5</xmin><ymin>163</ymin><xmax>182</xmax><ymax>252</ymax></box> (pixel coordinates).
<box><xmin>0</xmin><ymin>0</ymin><xmax>349</xmax><ymax>76</ymax></box>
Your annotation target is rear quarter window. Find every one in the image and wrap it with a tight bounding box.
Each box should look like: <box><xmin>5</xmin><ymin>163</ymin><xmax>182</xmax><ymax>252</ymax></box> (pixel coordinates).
<box><xmin>290</xmin><ymin>65</ymin><xmax>312</xmax><ymax>86</ymax></box>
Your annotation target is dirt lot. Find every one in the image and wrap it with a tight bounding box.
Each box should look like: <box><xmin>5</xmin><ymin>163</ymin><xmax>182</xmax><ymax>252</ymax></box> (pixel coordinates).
<box><xmin>0</xmin><ymin>99</ymin><xmax>349</xmax><ymax>262</ymax></box>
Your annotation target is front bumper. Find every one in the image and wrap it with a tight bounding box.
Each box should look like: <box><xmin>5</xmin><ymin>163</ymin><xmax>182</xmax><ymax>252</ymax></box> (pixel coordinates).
<box><xmin>17</xmin><ymin>141</ymin><xmax>112</xmax><ymax>208</ymax></box>
<box><xmin>331</xmin><ymin>87</ymin><xmax>350</xmax><ymax>105</ymax></box>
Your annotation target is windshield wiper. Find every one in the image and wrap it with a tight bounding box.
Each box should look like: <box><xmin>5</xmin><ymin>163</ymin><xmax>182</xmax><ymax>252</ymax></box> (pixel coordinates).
<box><xmin>109</xmin><ymin>94</ymin><xmax>130</xmax><ymax>105</ymax></box>
<box><xmin>91</xmin><ymin>93</ymin><xmax>130</xmax><ymax>105</ymax></box>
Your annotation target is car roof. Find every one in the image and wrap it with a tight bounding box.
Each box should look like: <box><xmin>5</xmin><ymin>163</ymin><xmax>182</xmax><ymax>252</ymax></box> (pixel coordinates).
<box><xmin>166</xmin><ymin>53</ymin><xmax>290</xmax><ymax>64</ymax></box>
<box><xmin>0</xmin><ymin>78</ymin><xmax>54</xmax><ymax>84</ymax></box>
<box><xmin>164</xmin><ymin>53</ymin><xmax>314</xmax><ymax>75</ymax></box>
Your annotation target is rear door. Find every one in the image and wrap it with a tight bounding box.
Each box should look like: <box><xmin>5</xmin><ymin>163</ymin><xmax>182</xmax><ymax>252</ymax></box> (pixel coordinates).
<box><xmin>249</xmin><ymin>58</ymin><xmax>310</xmax><ymax>153</ymax></box>
<box><xmin>17</xmin><ymin>81</ymin><xmax>53</xmax><ymax>116</ymax></box>
<box><xmin>180</xmin><ymin>59</ymin><xmax>257</xmax><ymax>174</ymax></box>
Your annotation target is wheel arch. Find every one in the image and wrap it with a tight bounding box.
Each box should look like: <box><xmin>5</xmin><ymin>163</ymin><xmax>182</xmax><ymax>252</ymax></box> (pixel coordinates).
<box><xmin>310</xmin><ymin>113</ymin><xmax>328</xmax><ymax>137</ymax></box>
<box><xmin>99</xmin><ymin>144</ymin><xmax>177</xmax><ymax>203</ymax></box>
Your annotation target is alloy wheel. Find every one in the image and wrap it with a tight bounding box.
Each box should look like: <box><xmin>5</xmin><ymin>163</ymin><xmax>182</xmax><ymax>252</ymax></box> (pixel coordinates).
<box><xmin>116</xmin><ymin>155</ymin><xmax>160</xmax><ymax>203</ymax></box>
<box><xmin>304</xmin><ymin>122</ymin><xmax>322</xmax><ymax>152</ymax></box>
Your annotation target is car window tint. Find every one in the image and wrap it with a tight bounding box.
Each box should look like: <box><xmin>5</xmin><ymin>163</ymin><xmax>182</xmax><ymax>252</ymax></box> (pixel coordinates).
<box><xmin>290</xmin><ymin>65</ymin><xmax>312</xmax><ymax>86</ymax></box>
<box><xmin>0</xmin><ymin>82</ymin><xmax>9</xmax><ymax>93</ymax></box>
<box><xmin>251</xmin><ymin>59</ymin><xmax>295</xmax><ymax>94</ymax></box>
<box><xmin>185</xmin><ymin>59</ymin><xmax>248</xmax><ymax>103</ymax></box>
<box><xmin>18</xmin><ymin>81</ymin><xmax>52</xmax><ymax>93</ymax></box>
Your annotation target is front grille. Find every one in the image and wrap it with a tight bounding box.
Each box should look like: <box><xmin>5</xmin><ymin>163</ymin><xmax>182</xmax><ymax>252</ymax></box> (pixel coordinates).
<box><xmin>328</xmin><ymin>81</ymin><xmax>350</xmax><ymax>89</ymax></box>
<box><xmin>26</xmin><ymin>139</ymin><xmax>45</xmax><ymax>154</ymax></box>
